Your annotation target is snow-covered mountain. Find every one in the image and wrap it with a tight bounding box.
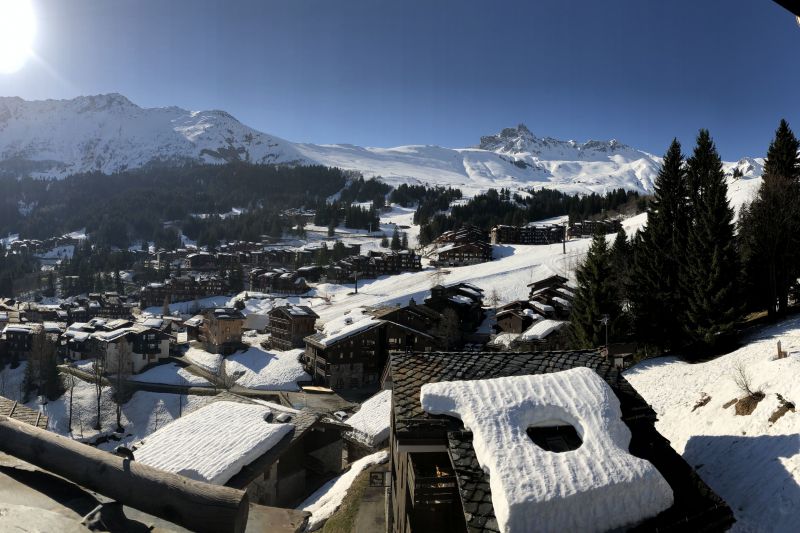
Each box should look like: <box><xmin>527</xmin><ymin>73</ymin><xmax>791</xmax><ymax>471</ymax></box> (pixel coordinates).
<box><xmin>0</xmin><ymin>93</ymin><xmax>305</xmax><ymax>177</ymax></box>
<box><xmin>0</xmin><ymin>94</ymin><xmax>764</xmax><ymax>196</ymax></box>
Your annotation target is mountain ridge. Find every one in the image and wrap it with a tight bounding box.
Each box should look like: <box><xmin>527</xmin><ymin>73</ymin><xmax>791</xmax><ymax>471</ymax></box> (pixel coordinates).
<box><xmin>0</xmin><ymin>94</ymin><xmax>764</xmax><ymax>196</ymax></box>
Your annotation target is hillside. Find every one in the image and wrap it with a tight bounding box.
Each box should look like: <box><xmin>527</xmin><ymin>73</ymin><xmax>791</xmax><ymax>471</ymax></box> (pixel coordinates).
<box><xmin>0</xmin><ymin>94</ymin><xmax>765</xmax><ymax>196</ymax></box>
<box><xmin>624</xmin><ymin>318</ymin><xmax>800</xmax><ymax>532</ymax></box>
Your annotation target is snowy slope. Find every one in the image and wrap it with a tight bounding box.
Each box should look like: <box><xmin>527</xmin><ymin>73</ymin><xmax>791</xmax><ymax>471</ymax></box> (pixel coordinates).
<box><xmin>0</xmin><ymin>95</ymin><xmax>765</xmax><ymax>196</ymax></box>
<box><xmin>421</xmin><ymin>370</ymin><xmax>673</xmax><ymax>533</ymax></box>
<box><xmin>624</xmin><ymin>317</ymin><xmax>800</xmax><ymax>533</ymax></box>
<box><xmin>0</xmin><ymin>94</ymin><xmax>305</xmax><ymax>178</ymax></box>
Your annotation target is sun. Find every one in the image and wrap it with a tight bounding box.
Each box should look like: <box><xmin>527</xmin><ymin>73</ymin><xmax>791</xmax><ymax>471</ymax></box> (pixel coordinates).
<box><xmin>0</xmin><ymin>0</ymin><xmax>36</xmax><ymax>74</ymax></box>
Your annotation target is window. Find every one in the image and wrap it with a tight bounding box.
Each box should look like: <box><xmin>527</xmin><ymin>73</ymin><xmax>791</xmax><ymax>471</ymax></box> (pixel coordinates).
<box><xmin>527</xmin><ymin>424</ymin><xmax>582</xmax><ymax>453</ymax></box>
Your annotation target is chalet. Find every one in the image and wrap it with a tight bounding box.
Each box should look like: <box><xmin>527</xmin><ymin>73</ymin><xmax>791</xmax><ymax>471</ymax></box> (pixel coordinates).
<box><xmin>370</xmin><ymin>299</ymin><xmax>444</xmax><ymax>334</ymax></box>
<box><xmin>2</xmin><ymin>323</ymin><xmax>50</xmax><ymax>365</ymax></box>
<box><xmin>133</xmin><ymin>393</ymin><xmax>345</xmax><ymax>509</ymax></box>
<box><xmin>568</xmin><ymin>218</ymin><xmax>623</xmax><ymax>238</ymax></box>
<box><xmin>303</xmin><ymin>313</ymin><xmax>436</xmax><ymax>391</ymax></box>
<box><xmin>185</xmin><ymin>251</ymin><xmax>217</xmax><ymax>271</ymax></box>
<box><xmin>199</xmin><ymin>307</ymin><xmax>245</xmax><ymax>355</ymax></box>
<box><xmin>139</xmin><ymin>275</ymin><xmax>225</xmax><ymax>309</ymax></box>
<box><xmin>250</xmin><ymin>269</ymin><xmax>310</xmax><ymax>295</ymax></box>
<box><xmin>430</xmin><ymin>226</ymin><xmax>492</xmax><ymax>267</ymax></box>
<box><xmin>80</xmin><ymin>292</ymin><xmax>130</xmax><ymax>319</ymax></box>
<box><xmin>494</xmin><ymin>301</ymin><xmax>542</xmax><ymax>334</ymax></box>
<box><xmin>490</xmin><ymin>223</ymin><xmax>565</xmax><ymax>245</ymax></box>
<box><xmin>489</xmin><ymin>318</ymin><xmax>570</xmax><ymax>351</ymax></box>
<box><xmin>267</xmin><ymin>305</ymin><xmax>319</xmax><ymax>351</ymax></box>
<box><xmin>89</xmin><ymin>324</ymin><xmax>171</xmax><ymax>374</ymax></box>
<box><xmin>388</xmin><ymin>350</ymin><xmax>735</xmax><ymax>532</ymax></box>
<box><xmin>424</xmin><ymin>283</ymin><xmax>485</xmax><ymax>333</ymax></box>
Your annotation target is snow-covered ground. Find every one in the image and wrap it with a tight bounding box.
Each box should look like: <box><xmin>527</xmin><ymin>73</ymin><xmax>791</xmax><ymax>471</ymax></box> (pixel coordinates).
<box><xmin>345</xmin><ymin>389</ymin><xmax>391</xmax><ymax>447</ymax></box>
<box><xmin>130</xmin><ymin>363</ymin><xmax>212</xmax><ymax>387</ymax></box>
<box><xmin>298</xmin><ymin>450</ymin><xmax>389</xmax><ymax>531</ymax></box>
<box><xmin>134</xmin><ymin>401</ymin><xmax>292</xmax><ymax>485</ymax></box>
<box><xmin>421</xmin><ymin>370</ymin><xmax>673</xmax><ymax>533</ymax></box>
<box><xmin>624</xmin><ymin>317</ymin><xmax>800</xmax><ymax>533</ymax></box>
<box><xmin>225</xmin><ymin>345</ymin><xmax>309</xmax><ymax>391</ymax></box>
<box><xmin>184</xmin><ymin>335</ymin><xmax>309</xmax><ymax>391</ymax></box>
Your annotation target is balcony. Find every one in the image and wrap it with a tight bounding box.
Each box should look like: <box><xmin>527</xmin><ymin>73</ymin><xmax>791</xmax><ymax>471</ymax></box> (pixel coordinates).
<box><xmin>407</xmin><ymin>452</ymin><xmax>458</xmax><ymax>507</ymax></box>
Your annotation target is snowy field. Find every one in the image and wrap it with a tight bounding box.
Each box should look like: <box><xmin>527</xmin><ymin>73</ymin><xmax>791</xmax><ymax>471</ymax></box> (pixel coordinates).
<box><xmin>225</xmin><ymin>345</ymin><xmax>309</xmax><ymax>391</ymax></box>
<box><xmin>624</xmin><ymin>317</ymin><xmax>800</xmax><ymax>533</ymax></box>
<box><xmin>184</xmin><ymin>346</ymin><xmax>224</xmax><ymax>373</ymax></box>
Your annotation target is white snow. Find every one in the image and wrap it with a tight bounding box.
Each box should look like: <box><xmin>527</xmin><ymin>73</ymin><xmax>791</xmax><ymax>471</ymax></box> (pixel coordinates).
<box><xmin>184</xmin><ymin>346</ymin><xmax>224</xmax><ymax>373</ymax></box>
<box><xmin>225</xmin><ymin>345</ymin><xmax>309</xmax><ymax>391</ymax></box>
<box><xmin>624</xmin><ymin>316</ymin><xmax>800</xmax><ymax>532</ymax></box>
<box><xmin>345</xmin><ymin>389</ymin><xmax>391</xmax><ymax>447</ymax></box>
<box><xmin>298</xmin><ymin>450</ymin><xmax>389</xmax><ymax>531</ymax></box>
<box><xmin>134</xmin><ymin>401</ymin><xmax>292</xmax><ymax>485</ymax></box>
<box><xmin>0</xmin><ymin>95</ymin><xmax>766</xmax><ymax>198</ymax></box>
<box><xmin>421</xmin><ymin>369</ymin><xmax>673</xmax><ymax>533</ymax></box>
<box><xmin>519</xmin><ymin>319</ymin><xmax>567</xmax><ymax>341</ymax></box>
<box><xmin>130</xmin><ymin>363</ymin><xmax>212</xmax><ymax>387</ymax></box>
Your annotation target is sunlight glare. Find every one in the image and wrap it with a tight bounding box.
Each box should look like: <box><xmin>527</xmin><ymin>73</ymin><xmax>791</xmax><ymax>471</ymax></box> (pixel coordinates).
<box><xmin>0</xmin><ymin>0</ymin><xmax>37</xmax><ymax>74</ymax></box>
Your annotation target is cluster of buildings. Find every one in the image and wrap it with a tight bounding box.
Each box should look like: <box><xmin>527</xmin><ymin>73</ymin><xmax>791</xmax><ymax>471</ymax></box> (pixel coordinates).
<box><xmin>301</xmin><ymin>283</ymin><xmax>485</xmax><ymax>391</ymax></box>
<box><xmin>248</xmin><ymin>268</ymin><xmax>311</xmax><ymax>295</ymax></box>
<box><xmin>489</xmin><ymin>218</ymin><xmax>623</xmax><ymax>245</ymax></box>
<box><xmin>323</xmin><ymin>249</ymin><xmax>422</xmax><ymax>283</ymax></box>
<box><xmin>488</xmin><ymin>274</ymin><xmax>574</xmax><ymax>351</ymax></box>
<box><xmin>490</xmin><ymin>223</ymin><xmax>565</xmax><ymax>245</ymax></box>
<box><xmin>1</xmin><ymin>234</ymin><xmax>82</xmax><ymax>255</ymax></box>
<box><xmin>429</xmin><ymin>226</ymin><xmax>493</xmax><ymax>267</ymax></box>
<box><xmin>139</xmin><ymin>275</ymin><xmax>226</xmax><ymax>309</ymax></box>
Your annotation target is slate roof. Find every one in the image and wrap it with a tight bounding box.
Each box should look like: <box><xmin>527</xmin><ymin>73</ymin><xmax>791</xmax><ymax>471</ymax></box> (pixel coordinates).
<box><xmin>390</xmin><ymin>350</ymin><xmax>735</xmax><ymax>532</ymax></box>
<box><xmin>0</xmin><ymin>396</ymin><xmax>48</xmax><ymax>429</ymax></box>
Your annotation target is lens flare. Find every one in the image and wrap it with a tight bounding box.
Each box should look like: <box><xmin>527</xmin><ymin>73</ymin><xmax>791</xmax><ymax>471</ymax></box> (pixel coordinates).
<box><xmin>0</xmin><ymin>0</ymin><xmax>37</xmax><ymax>74</ymax></box>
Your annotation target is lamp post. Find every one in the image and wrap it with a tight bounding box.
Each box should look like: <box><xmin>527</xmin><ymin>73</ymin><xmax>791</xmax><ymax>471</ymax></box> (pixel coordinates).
<box><xmin>600</xmin><ymin>314</ymin><xmax>609</xmax><ymax>348</ymax></box>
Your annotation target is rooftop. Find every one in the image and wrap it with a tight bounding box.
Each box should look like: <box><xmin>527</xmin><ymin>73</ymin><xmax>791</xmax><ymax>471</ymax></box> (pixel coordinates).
<box><xmin>390</xmin><ymin>350</ymin><xmax>735</xmax><ymax>532</ymax></box>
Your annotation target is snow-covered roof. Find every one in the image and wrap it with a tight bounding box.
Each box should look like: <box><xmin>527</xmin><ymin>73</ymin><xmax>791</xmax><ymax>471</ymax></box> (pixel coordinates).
<box><xmin>531</xmin><ymin>300</ymin><xmax>555</xmax><ymax>313</ymax></box>
<box><xmin>134</xmin><ymin>401</ymin><xmax>293</xmax><ymax>485</ymax></box>
<box><xmin>420</xmin><ymin>369</ymin><xmax>674</xmax><ymax>532</ymax></box>
<box><xmin>519</xmin><ymin>319</ymin><xmax>566</xmax><ymax>341</ymax></box>
<box><xmin>310</xmin><ymin>309</ymin><xmax>383</xmax><ymax>348</ymax></box>
<box><xmin>551</xmin><ymin>296</ymin><xmax>571</xmax><ymax>308</ymax></box>
<box><xmin>345</xmin><ymin>389</ymin><xmax>391</xmax><ymax>447</ymax></box>
<box><xmin>142</xmin><ymin>317</ymin><xmax>164</xmax><ymax>329</ymax></box>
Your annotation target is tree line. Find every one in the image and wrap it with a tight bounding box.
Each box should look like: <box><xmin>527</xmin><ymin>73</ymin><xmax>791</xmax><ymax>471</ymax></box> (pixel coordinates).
<box><xmin>417</xmin><ymin>187</ymin><xmax>642</xmax><ymax>245</ymax></box>
<box><xmin>569</xmin><ymin>122</ymin><xmax>800</xmax><ymax>357</ymax></box>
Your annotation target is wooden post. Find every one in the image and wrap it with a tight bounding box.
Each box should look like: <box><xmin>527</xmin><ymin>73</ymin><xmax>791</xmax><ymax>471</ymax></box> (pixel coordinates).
<box><xmin>0</xmin><ymin>415</ymin><xmax>249</xmax><ymax>533</ymax></box>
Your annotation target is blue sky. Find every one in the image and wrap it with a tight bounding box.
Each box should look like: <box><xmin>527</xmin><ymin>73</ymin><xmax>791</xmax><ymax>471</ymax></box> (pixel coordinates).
<box><xmin>1</xmin><ymin>0</ymin><xmax>798</xmax><ymax>159</ymax></box>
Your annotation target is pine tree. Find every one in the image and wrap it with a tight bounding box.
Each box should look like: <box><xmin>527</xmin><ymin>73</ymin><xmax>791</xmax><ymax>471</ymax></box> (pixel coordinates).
<box><xmin>682</xmin><ymin>130</ymin><xmax>741</xmax><ymax>351</ymax></box>
<box><xmin>628</xmin><ymin>139</ymin><xmax>689</xmax><ymax>349</ymax></box>
<box><xmin>570</xmin><ymin>232</ymin><xmax>621</xmax><ymax>348</ymax></box>
<box><xmin>401</xmin><ymin>232</ymin><xmax>409</xmax><ymax>250</ymax></box>
<box><xmin>380</xmin><ymin>234</ymin><xmax>389</xmax><ymax>248</ymax></box>
<box><xmin>390</xmin><ymin>228</ymin><xmax>401</xmax><ymax>250</ymax></box>
<box><xmin>739</xmin><ymin>120</ymin><xmax>800</xmax><ymax>318</ymax></box>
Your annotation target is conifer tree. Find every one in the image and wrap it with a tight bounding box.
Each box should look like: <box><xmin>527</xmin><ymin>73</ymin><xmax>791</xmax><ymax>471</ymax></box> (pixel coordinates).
<box><xmin>391</xmin><ymin>228</ymin><xmax>401</xmax><ymax>250</ymax></box>
<box><xmin>682</xmin><ymin>130</ymin><xmax>741</xmax><ymax>350</ymax></box>
<box><xmin>739</xmin><ymin>120</ymin><xmax>800</xmax><ymax>317</ymax></box>
<box><xmin>628</xmin><ymin>139</ymin><xmax>688</xmax><ymax>349</ymax></box>
<box><xmin>570</xmin><ymin>232</ymin><xmax>621</xmax><ymax>348</ymax></box>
